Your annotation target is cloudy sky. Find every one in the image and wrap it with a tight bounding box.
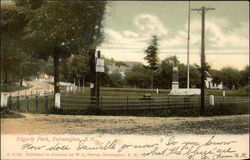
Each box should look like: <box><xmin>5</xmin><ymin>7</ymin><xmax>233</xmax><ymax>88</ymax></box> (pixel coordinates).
<box><xmin>98</xmin><ymin>1</ymin><xmax>249</xmax><ymax>70</ymax></box>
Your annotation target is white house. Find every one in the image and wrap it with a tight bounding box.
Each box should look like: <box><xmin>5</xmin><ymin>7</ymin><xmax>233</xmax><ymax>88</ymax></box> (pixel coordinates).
<box><xmin>205</xmin><ymin>71</ymin><xmax>223</xmax><ymax>89</ymax></box>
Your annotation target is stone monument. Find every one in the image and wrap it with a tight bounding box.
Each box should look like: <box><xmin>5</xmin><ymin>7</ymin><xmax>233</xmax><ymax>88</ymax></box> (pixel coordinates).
<box><xmin>171</xmin><ymin>66</ymin><xmax>179</xmax><ymax>92</ymax></box>
<box><xmin>169</xmin><ymin>66</ymin><xmax>200</xmax><ymax>95</ymax></box>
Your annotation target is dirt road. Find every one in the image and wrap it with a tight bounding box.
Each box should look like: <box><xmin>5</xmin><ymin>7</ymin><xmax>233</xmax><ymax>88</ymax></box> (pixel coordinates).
<box><xmin>11</xmin><ymin>81</ymin><xmax>53</xmax><ymax>97</ymax></box>
<box><xmin>1</xmin><ymin>113</ymin><xmax>249</xmax><ymax>135</ymax></box>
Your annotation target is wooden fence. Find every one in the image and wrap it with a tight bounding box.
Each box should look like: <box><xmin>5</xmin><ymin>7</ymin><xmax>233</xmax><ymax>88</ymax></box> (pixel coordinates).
<box><xmin>5</xmin><ymin>94</ymin><xmax>249</xmax><ymax>113</ymax></box>
<box><xmin>60</xmin><ymin>95</ymin><xmax>249</xmax><ymax>111</ymax></box>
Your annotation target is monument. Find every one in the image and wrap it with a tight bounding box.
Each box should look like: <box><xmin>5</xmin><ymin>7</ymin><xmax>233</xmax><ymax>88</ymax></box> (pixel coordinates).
<box><xmin>169</xmin><ymin>66</ymin><xmax>200</xmax><ymax>95</ymax></box>
<box><xmin>171</xmin><ymin>66</ymin><xmax>179</xmax><ymax>92</ymax></box>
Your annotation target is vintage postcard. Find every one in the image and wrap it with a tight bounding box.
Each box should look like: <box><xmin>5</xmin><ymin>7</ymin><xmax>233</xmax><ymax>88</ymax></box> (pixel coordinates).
<box><xmin>1</xmin><ymin>1</ymin><xmax>249</xmax><ymax>160</ymax></box>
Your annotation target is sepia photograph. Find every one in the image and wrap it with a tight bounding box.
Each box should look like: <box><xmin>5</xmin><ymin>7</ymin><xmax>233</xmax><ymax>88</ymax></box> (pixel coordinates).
<box><xmin>1</xmin><ymin>0</ymin><xmax>249</xmax><ymax>159</ymax></box>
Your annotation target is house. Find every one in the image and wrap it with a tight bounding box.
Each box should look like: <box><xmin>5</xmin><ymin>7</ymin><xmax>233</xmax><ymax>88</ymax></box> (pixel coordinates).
<box><xmin>37</xmin><ymin>72</ymin><xmax>54</xmax><ymax>82</ymax></box>
<box><xmin>205</xmin><ymin>70</ymin><xmax>223</xmax><ymax>89</ymax></box>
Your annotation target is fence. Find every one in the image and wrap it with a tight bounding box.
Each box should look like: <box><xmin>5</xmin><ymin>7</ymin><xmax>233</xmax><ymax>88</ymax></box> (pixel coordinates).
<box><xmin>214</xmin><ymin>96</ymin><xmax>250</xmax><ymax>104</ymax></box>
<box><xmin>9</xmin><ymin>89</ymin><xmax>54</xmax><ymax>97</ymax></box>
<box><xmin>2</xmin><ymin>94</ymin><xmax>249</xmax><ymax>113</ymax></box>
<box><xmin>7</xmin><ymin>95</ymin><xmax>53</xmax><ymax>113</ymax></box>
<box><xmin>60</xmin><ymin>95</ymin><xmax>249</xmax><ymax>111</ymax></box>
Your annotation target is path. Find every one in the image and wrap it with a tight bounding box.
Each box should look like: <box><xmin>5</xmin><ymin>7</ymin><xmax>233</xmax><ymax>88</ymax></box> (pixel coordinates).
<box><xmin>11</xmin><ymin>81</ymin><xmax>54</xmax><ymax>97</ymax></box>
<box><xmin>1</xmin><ymin>114</ymin><xmax>249</xmax><ymax>135</ymax></box>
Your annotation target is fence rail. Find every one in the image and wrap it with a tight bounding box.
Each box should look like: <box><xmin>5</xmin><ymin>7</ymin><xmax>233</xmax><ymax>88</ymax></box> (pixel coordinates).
<box><xmin>60</xmin><ymin>95</ymin><xmax>249</xmax><ymax>111</ymax></box>
<box><xmin>4</xmin><ymin>94</ymin><xmax>249</xmax><ymax>113</ymax></box>
<box><xmin>6</xmin><ymin>95</ymin><xmax>52</xmax><ymax>113</ymax></box>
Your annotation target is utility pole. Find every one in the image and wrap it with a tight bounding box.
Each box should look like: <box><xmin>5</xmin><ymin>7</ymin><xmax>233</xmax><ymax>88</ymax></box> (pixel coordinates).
<box><xmin>192</xmin><ymin>6</ymin><xmax>215</xmax><ymax>115</ymax></box>
<box><xmin>96</xmin><ymin>51</ymin><xmax>101</xmax><ymax>107</ymax></box>
<box><xmin>187</xmin><ymin>1</ymin><xmax>191</xmax><ymax>90</ymax></box>
<box><xmin>89</xmin><ymin>49</ymin><xmax>96</xmax><ymax>105</ymax></box>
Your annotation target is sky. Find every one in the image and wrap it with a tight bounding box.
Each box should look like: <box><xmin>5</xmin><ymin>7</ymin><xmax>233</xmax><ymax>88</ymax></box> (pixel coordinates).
<box><xmin>98</xmin><ymin>1</ymin><xmax>249</xmax><ymax>70</ymax></box>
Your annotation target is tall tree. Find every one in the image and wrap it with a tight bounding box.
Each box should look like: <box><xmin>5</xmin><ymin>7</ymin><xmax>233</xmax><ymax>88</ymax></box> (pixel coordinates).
<box><xmin>67</xmin><ymin>55</ymin><xmax>89</xmax><ymax>82</ymax></box>
<box><xmin>144</xmin><ymin>35</ymin><xmax>159</xmax><ymax>91</ymax></box>
<box><xmin>16</xmin><ymin>1</ymin><xmax>107</xmax><ymax>93</ymax></box>
<box><xmin>1</xmin><ymin>4</ymin><xmax>41</xmax><ymax>85</ymax></box>
<box><xmin>239</xmin><ymin>66</ymin><xmax>249</xmax><ymax>87</ymax></box>
<box><xmin>125</xmin><ymin>64</ymin><xmax>151</xmax><ymax>88</ymax></box>
<box><xmin>213</xmin><ymin>67</ymin><xmax>241</xmax><ymax>89</ymax></box>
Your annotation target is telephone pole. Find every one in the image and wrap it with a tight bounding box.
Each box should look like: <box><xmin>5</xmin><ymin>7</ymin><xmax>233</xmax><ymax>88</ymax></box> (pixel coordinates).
<box><xmin>89</xmin><ymin>49</ymin><xmax>96</xmax><ymax>105</ymax></box>
<box><xmin>187</xmin><ymin>1</ymin><xmax>191</xmax><ymax>90</ymax></box>
<box><xmin>192</xmin><ymin>6</ymin><xmax>215</xmax><ymax>115</ymax></box>
<box><xmin>96</xmin><ymin>51</ymin><xmax>101</xmax><ymax>107</ymax></box>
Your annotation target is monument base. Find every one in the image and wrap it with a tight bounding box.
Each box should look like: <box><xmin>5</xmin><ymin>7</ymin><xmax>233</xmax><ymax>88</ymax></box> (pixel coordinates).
<box><xmin>169</xmin><ymin>88</ymin><xmax>201</xmax><ymax>95</ymax></box>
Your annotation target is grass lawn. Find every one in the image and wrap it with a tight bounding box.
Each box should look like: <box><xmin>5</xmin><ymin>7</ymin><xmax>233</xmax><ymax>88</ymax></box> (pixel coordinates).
<box><xmin>5</xmin><ymin>86</ymin><xmax>248</xmax><ymax>117</ymax></box>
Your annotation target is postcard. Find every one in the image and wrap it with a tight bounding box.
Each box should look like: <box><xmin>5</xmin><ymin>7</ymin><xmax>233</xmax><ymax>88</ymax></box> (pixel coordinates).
<box><xmin>1</xmin><ymin>1</ymin><xmax>249</xmax><ymax>160</ymax></box>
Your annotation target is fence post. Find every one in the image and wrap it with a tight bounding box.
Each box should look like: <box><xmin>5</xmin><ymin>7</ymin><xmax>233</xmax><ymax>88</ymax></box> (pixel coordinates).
<box><xmin>66</xmin><ymin>86</ymin><xmax>69</xmax><ymax>96</ymax></box>
<box><xmin>209</xmin><ymin>95</ymin><xmax>214</xmax><ymax>106</ymax></box>
<box><xmin>17</xmin><ymin>96</ymin><xmax>20</xmax><ymax>112</ymax></box>
<box><xmin>55</xmin><ymin>93</ymin><xmax>61</xmax><ymax>109</ymax></box>
<box><xmin>1</xmin><ymin>93</ymin><xmax>10</xmax><ymax>108</ymax></box>
<box><xmin>45</xmin><ymin>96</ymin><xmax>48</xmax><ymax>113</ymax></box>
<box><xmin>9</xmin><ymin>95</ymin><xmax>12</xmax><ymax>110</ymax></box>
<box><xmin>100</xmin><ymin>96</ymin><xmax>102</xmax><ymax>108</ymax></box>
<box><xmin>35</xmin><ymin>96</ymin><xmax>39</xmax><ymax>113</ymax></box>
<box><xmin>1</xmin><ymin>93</ymin><xmax>9</xmax><ymax>108</ymax></box>
<box><xmin>26</xmin><ymin>96</ymin><xmax>29</xmax><ymax>112</ymax></box>
<box><xmin>148</xmin><ymin>99</ymin><xmax>151</xmax><ymax>111</ymax></box>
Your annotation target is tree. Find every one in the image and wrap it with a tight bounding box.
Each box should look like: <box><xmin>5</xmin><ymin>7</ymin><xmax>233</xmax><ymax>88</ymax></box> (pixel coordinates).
<box><xmin>213</xmin><ymin>67</ymin><xmax>241</xmax><ymax>89</ymax></box>
<box><xmin>1</xmin><ymin>4</ymin><xmax>42</xmax><ymax>85</ymax></box>
<box><xmin>115</xmin><ymin>61</ymin><xmax>128</xmax><ymax>67</ymax></box>
<box><xmin>40</xmin><ymin>57</ymin><xmax>54</xmax><ymax>76</ymax></box>
<box><xmin>66</xmin><ymin>55</ymin><xmax>89</xmax><ymax>83</ymax></box>
<box><xmin>164</xmin><ymin>56</ymin><xmax>180</xmax><ymax>66</ymax></box>
<box><xmin>16</xmin><ymin>1</ymin><xmax>107</xmax><ymax>93</ymax></box>
<box><xmin>239</xmin><ymin>66</ymin><xmax>249</xmax><ymax>87</ymax></box>
<box><xmin>144</xmin><ymin>35</ymin><xmax>159</xmax><ymax>91</ymax></box>
<box><xmin>194</xmin><ymin>62</ymin><xmax>211</xmax><ymax>73</ymax></box>
<box><xmin>154</xmin><ymin>58</ymin><xmax>173</xmax><ymax>89</ymax></box>
<box><xmin>154</xmin><ymin>56</ymin><xmax>200</xmax><ymax>89</ymax></box>
<box><xmin>108</xmin><ymin>72</ymin><xmax>125</xmax><ymax>87</ymax></box>
<box><xmin>125</xmin><ymin>64</ymin><xmax>151</xmax><ymax>88</ymax></box>
<box><xmin>15</xmin><ymin>52</ymin><xmax>43</xmax><ymax>85</ymax></box>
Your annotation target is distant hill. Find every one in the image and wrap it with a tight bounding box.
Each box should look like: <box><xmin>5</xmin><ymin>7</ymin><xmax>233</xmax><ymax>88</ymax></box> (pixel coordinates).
<box><xmin>119</xmin><ymin>61</ymin><xmax>142</xmax><ymax>68</ymax></box>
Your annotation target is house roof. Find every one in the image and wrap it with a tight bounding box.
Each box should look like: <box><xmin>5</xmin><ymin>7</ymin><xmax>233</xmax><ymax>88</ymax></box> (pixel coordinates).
<box><xmin>207</xmin><ymin>69</ymin><xmax>219</xmax><ymax>77</ymax></box>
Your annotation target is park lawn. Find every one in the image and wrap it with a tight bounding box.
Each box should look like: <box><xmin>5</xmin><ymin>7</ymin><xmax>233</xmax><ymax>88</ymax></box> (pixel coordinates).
<box><xmin>63</xmin><ymin>86</ymin><xmax>248</xmax><ymax>97</ymax></box>
<box><xmin>5</xmin><ymin>86</ymin><xmax>248</xmax><ymax>116</ymax></box>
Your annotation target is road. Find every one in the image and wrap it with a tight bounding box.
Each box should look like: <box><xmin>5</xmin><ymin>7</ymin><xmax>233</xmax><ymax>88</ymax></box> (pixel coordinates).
<box><xmin>1</xmin><ymin>114</ymin><xmax>249</xmax><ymax>135</ymax></box>
<box><xmin>11</xmin><ymin>81</ymin><xmax>54</xmax><ymax>97</ymax></box>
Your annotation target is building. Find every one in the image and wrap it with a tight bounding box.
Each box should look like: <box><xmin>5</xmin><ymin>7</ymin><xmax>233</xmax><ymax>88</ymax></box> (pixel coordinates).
<box><xmin>37</xmin><ymin>72</ymin><xmax>54</xmax><ymax>82</ymax></box>
<box><xmin>205</xmin><ymin>70</ymin><xmax>223</xmax><ymax>89</ymax></box>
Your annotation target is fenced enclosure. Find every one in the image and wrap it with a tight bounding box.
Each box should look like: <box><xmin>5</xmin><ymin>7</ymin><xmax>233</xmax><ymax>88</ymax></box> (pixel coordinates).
<box><xmin>4</xmin><ymin>89</ymin><xmax>249</xmax><ymax>114</ymax></box>
<box><xmin>7</xmin><ymin>95</ymin><xmax>54</xmax><ymax>113</ymax></box>
<box><xmin>60</xmin><ymin>95</ymin><xmax>249</xmax><ymax>111</ymax></box>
